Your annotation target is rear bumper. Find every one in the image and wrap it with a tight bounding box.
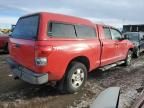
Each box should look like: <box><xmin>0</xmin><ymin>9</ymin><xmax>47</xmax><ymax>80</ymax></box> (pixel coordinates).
<box><xmin>7</xmin><ymin>58</ymin><xmax>48</xmax><ymax>85</ymax></box>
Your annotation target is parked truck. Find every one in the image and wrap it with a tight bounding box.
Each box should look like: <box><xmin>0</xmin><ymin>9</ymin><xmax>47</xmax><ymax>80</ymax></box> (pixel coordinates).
<box><xmin>7</xmin><ymin>12</ymin><xmax>134</xmax><ymax>93</ymax></box>
<box><xmin>0</xmin><ymin>34</ymin><xmax>9</xmax><ymax>52</ymax></box>
<box><xmin>123</xmin><ymin>32</ymin><xmax>144</xmax><ymax>58</ymax></box>
<box><xmin>123</xmin><ymin>24</ymin><xmax>144</xmax><ymax>33</ymax></box>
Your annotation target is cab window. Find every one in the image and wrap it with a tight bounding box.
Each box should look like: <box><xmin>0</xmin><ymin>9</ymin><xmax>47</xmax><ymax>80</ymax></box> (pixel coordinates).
<box><xmin>103</xmin><ymin>27</ymin><xmax>112</xmax><ymax>39</ymax></box>
<box><xmin>48</xmin><ymin>22</ymin><xmax>76</xmax><ymax>38</ymax></box>
<box><xmin>75</xmin><ymin>25</ymin><xmax>96</xmax><ymax>38</ymax></box>
<box><xmin>110</xmin><ymin>28</ymin><xmax>122</xmax><ymax>40</ymax></box>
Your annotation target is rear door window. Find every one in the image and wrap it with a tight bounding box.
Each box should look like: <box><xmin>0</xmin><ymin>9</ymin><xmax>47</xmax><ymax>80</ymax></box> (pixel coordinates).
<box><xmin>48</xmin><ymin>22</ymin><xmax>76</xmax><ymax>38</ymax></box>
<box><xmin>75</xmin><ymin>25</ymin><xmax>96</xmax><ymax>38</ymax></box>
<box><xmin>12</xmin><ymin>15</ymin><xmax>39</xmax><ymax>40</ymax></box>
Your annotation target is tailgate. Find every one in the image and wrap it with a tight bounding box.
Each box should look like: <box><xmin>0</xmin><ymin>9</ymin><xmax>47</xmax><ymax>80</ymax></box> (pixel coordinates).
<box><xmin>9</xmin><ymin>14</ymin><xmax>40</xmax><ymax>71</ymax></box>
<box><xmin>9</xmin><ymin>38</ymin><xmax>36</xmax><ymax>70</ymax></box>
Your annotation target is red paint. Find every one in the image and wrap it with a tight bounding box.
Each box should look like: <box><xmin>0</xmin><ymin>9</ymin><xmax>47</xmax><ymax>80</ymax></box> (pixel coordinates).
<box><xmin>0</xmin><ymin>35</ymin><xmax>9</xmax><ymax>49</ymax></box>
<box><xmin>9</xmin><ymin>12</ymin><xmax>134</xmax><ymax>81</ymax></box>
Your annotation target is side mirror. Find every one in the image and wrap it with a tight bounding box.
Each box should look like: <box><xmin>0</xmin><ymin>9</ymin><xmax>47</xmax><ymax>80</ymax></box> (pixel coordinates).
<box><xmin>90</xmin><ymin>87</ymin><xmax>120</xmax><ymax>108</ymax></box>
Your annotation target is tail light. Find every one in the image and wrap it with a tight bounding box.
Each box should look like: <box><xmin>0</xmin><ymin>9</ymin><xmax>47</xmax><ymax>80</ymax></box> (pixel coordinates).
<box><xmin>35</xmin><ymin>46</ymin><xmax>53</xmax><ymax>66</ymax></box>
<box><xmin>35</xmin><ymin>57</ymin><xmax>47</xmax><ymax>66</ymax></box>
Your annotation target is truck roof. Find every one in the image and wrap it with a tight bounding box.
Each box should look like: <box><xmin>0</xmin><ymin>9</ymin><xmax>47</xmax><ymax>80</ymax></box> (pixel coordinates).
<box><xmin>20</xmin><ymin>12</ymin><xmax>95</xmax><ymax>26</ymax></box>
<box><xmin>96</xmin><ymin>23</ymin><xmax>117</xmax><ymax>29</ymax></box>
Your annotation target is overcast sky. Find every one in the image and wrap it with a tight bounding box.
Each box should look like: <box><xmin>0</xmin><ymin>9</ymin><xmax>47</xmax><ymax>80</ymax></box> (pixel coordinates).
<box><xmin>0</xmin><ymin>0</ymin><xmax>144</xmax><ymax>28</ymax></box>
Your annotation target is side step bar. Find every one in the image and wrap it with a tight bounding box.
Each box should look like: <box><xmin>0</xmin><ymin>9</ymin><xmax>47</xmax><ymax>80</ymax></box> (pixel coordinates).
<box><xmin>99</xmin><ymin>61</ymin><xmax>125</xmax><ymax>71</ymax></box>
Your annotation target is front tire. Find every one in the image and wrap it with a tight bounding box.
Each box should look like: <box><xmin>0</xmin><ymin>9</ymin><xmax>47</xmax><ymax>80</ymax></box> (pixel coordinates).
<box><xmin>58</xmin><ymin>62</ymin><xmax>87</xmax><ymax>93</ymax></box>
<box><xmin>134</xmin><ymin>48</ymin><xmax>140</xmax><ymax>58</ymax></box>
<box><xmin>124</xmin><ymin>50</ymin><xmax>132</xmax><ymax>66</ymax></box>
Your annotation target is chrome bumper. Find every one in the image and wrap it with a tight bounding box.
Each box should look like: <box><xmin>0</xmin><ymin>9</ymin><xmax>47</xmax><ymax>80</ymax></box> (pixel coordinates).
<box><xmin>7</xmin><ymin>58</ymin><xmax>48</xmax><ymax>85</ymax></box>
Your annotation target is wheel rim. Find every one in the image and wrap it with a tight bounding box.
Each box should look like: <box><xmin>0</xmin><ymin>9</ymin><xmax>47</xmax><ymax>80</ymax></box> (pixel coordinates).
<box><xmin>71</xmin><ymin>68</ymin><xmax>85</xmax><ymax>89</ymax></box>
<box><xmin>127</xmin><ymin>53</ymin><xmax>132</xmax><ymax>64</ymax></box>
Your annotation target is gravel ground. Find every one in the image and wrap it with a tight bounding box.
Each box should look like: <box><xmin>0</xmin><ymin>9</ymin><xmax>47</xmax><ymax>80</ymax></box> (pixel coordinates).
<box><xmin>0</xmin><ymin>52</ymin><xmax>144</xmax><ymax>108</ymax></box>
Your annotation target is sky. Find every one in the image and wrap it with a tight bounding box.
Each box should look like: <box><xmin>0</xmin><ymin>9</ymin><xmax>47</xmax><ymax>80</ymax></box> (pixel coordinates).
<box><xmin>0</xmin><ymin>0</ymin><xmax>144</xmax><ymax>28</ymax></box>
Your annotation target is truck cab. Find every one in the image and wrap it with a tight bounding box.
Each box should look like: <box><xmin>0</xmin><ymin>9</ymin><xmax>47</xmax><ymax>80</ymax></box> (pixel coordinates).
<box><xmin>97</xmin><ymin>25</ymin><xmax>133</xmax><ymax>66</ymax></box>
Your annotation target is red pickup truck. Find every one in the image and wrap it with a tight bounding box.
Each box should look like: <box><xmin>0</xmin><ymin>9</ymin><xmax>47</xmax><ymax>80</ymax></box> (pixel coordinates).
<box><xmin>7</xmin><ymin>12</ymin><xmax>134</xmax><ymax>93</ymax></box>
<box><xmin>0</xmin><ymin>35</ymin><xmax>9</xmax><ymax>52</ymax></box>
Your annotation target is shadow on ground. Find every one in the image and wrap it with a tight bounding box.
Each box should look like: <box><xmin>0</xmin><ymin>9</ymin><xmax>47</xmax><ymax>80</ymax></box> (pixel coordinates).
<box><xmin>0</xmin><ymin>50</ymin><xmax>8</xmax><ymax>55</ymax></box>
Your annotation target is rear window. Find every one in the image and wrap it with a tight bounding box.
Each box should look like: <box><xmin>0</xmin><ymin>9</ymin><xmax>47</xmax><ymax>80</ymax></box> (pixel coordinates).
<box><xmin>12</xmin><ymin>15</ymin><xmax>39</xmax><ymax>40</ymax></box>
<box><xmin>75</xmin><ymin>25</ymin><xmax>96</xmax><ymax>38</ymax></box>
<box><xmin>48</xmin><ymin>22</ymin><xmax>76</xmax><ymax>38</ymax></box>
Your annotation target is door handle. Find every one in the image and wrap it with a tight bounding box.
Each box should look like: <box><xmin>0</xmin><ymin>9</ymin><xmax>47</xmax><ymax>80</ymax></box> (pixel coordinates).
<box><xmin>114</xmin><ymin>43</ymin><xmax>119</xmax><ymax>46</ymax></box>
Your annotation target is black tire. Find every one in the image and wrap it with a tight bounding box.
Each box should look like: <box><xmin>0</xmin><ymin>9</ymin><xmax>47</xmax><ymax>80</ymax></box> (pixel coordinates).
<box><xmin>134</xmin><ymin>48</ymin><xmax>140</xmax><ymax>58</ymax></box>
<box><xmin>124</xmin><ymin>50</ymin><xmax>132</xmax><ymax>66</ymax></box>
<box><xmin>3</xmin><ymin>43</ymin><xmax>8</xmax><ymax>53</ymax></box>
<box><xmin>57</xmin><ymin>62</ymin><xmax>87</xmax><ymax>93</ymax></box>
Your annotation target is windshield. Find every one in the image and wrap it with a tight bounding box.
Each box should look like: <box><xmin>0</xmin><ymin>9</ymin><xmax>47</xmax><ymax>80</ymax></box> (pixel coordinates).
<box><xmin>11</xmin><ymin>15</ymin><xmax>39</xmax><ymax>40</ymax></box>
<box><xmin>125</xmin><ymin>33</ymin><xmax>139</xmax><ymax>41</ymax></box>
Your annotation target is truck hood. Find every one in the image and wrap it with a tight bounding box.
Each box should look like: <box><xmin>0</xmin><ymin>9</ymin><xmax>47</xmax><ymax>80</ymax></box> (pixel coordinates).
<box><xmin>131</xmin><ymin>41</ymin><xmax>139</xmax><ymax>47</ymax></box>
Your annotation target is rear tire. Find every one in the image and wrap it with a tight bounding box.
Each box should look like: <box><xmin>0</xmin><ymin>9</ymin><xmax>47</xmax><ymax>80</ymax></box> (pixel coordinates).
<box><xmin>3</xmin><ymin>43</ymin><xmax>8</xmax><ymax>53</ymax></box>
<box><xmin>57</xmin><ymin>62</ymin><xmax>87</xmax><ymax>93</ymax></box>
<box><xmin>124</xmin><ymin>50</ymin><xmax>132</xmax><ymax>66</ymax></box>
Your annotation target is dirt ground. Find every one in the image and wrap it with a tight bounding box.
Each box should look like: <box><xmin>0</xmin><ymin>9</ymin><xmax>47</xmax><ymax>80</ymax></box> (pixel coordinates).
<box><xmin>0</xmin><ymin>52</ymin><xmax>144</xmax><ymax>108</ymax></box>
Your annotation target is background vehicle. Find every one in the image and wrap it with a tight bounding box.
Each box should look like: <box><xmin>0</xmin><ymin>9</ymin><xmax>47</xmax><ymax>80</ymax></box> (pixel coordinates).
<box><xmin>7</xmin><ymin>12</ymin><xmax>134</xmax><ymax>93</ymax></box>
<box><xmin>11</xmin><ymin>25</ymin><xmax>16</xmax><ymax>32</ymax></box>
<box><xmin>123</xmin><ymin>24</ymin><xmax>144</xmax><ymax>33</ymax></box>
<box><xmin>0</xmin><ymin>34</ymin><xmax>9</xmax><ymax>52</ymax></box>
<box><xmin>123</xmin><ymin>32</ymin><xmax>144</xmax><ymax>57</ymax></box>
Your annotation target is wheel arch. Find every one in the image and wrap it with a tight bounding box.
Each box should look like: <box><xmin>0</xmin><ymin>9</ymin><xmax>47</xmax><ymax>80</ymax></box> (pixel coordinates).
<box><xmin>129</xmin><ymin>47</ymin><xmax>134</xmax><ymax>52</ymax></box>
<box><xmin>66</xmin><ymin>56</ymin><xmax>90</xmax><ymax>73</ymax></box>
